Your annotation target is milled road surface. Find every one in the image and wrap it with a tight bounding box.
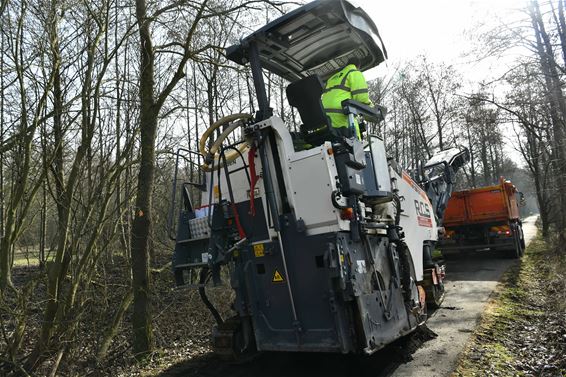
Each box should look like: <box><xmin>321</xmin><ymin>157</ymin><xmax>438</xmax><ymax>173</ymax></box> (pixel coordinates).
<box><xmin>159</xmin><ymin>216</ymin><xmax>538</xmax><ymax>377</ymax></box>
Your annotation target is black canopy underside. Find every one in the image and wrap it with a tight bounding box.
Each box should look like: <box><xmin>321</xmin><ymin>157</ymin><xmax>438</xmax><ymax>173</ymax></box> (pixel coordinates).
<box><xmin>226</xmin><ymin>0</ymin><xmax>387</xmax><ymax>82</ymax></box>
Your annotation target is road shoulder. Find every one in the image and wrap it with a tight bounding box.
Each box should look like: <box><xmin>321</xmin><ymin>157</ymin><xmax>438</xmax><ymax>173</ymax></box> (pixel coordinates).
<box><xmin>453</xmin><ymin>234</ymin><xmax>566</xmax><ymax>376</ymax></box>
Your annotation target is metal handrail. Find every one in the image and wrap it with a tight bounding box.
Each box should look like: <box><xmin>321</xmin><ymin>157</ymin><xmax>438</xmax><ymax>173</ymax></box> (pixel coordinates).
<box><xmin>167</xmin><ymin>148</ymin><xmax>205</xmax><ymax>241</ymax></box>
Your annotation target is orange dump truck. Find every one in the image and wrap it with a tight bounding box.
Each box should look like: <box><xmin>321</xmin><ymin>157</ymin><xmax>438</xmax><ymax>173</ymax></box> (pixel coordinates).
<box><xmin>439</xmin><ymin>177</ymin><xmax>525</xmax><ymax>258</ymax></box>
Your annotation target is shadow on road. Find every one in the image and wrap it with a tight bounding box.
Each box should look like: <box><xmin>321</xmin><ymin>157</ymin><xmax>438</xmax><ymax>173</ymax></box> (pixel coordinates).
<box><xmin>156</xmin><ymin>326</ymin><xmax>437</xmax><ymax>377</ymax></box>
<box><xmin>443</xmin><ymin>249</ymin><xmax>517</xmax><ymax>282</ymax></box>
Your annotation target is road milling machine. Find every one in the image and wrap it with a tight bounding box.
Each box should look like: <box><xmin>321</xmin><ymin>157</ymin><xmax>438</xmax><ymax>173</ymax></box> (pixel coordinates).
<box><xmin>169</xmin><ymin>0</ymin><xmax>469</xmax><ymax>359</ymax></box>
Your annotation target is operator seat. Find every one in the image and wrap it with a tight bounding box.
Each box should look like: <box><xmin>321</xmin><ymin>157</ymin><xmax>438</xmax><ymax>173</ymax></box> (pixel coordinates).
<box><xmin>286</xmin><ymin>75</ymin><xmax>348</xmax><ymax>146</ymax></box>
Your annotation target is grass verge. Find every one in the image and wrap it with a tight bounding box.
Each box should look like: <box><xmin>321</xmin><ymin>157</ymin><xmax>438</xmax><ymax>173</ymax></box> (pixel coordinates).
<box><xmin>453</xmin><ymin>233</ymin><xmax>566</xmax><ymax>377</ymax></box>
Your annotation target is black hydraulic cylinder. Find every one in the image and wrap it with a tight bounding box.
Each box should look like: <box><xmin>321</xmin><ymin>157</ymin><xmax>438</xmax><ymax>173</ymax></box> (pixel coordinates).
<box><xmin>258</xmin><ymin>131</ymin><xmax>280</xmax><ymax>231</ymax></box>
<box><xmin>248</xmin><ymin>41</ymin><xmax>272</xmax><ymax>122</ymax></box>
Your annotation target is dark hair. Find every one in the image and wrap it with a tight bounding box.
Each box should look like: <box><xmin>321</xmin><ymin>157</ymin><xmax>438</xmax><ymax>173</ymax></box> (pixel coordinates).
<box><xmin>347</xmin><ymin>55</ymin><xmax>361</xmax><ymax>67</ymax></box>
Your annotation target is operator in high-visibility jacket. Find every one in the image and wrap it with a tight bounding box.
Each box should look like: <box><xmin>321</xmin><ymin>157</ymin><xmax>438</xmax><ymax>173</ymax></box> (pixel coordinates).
<box><xmin>322</xmin><ymin>58</ymin><xmax>373</xmax><ymax>140</ymax></box>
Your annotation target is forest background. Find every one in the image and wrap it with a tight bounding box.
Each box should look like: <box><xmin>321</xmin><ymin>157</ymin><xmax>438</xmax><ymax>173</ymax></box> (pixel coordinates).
<box><xmin>0</xmin><ymin>0</ymin><xmax>564</xmax><ymax>375</ymax></box>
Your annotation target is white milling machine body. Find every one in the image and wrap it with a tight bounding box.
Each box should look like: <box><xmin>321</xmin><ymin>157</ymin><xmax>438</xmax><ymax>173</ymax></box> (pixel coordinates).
<box><xmin>170</xmin><ymin>0</ymin><xmax>469</xmax><ymax>358</ymax></box>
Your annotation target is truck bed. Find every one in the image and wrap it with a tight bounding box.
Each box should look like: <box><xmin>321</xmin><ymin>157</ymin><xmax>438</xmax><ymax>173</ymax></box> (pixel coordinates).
<box><xmin>443</xmin><ymin>177</ymin><xmax>520</xmax><ymax>227</ymax></box>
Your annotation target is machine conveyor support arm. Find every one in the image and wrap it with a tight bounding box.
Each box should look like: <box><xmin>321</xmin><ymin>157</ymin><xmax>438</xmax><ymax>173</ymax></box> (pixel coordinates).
<box><xmin>420</xmin><ymin>148</ymin><xmax>470</xmax><ymax>225</ymax></box>
<box><xmin>341</xmin><ymin>99</ymin><xmax>386</xmax><ymax>123</ymax></box>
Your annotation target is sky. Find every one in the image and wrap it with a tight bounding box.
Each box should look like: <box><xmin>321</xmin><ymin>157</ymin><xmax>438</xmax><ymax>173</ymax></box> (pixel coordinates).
<box><xmin>352</xmin><ymin>0</ymin><xmax>530</xmax><ymax>163</ymax></box>
<box><xmin>356</xmin><ymin>0</ymin><xmax>526</xmax><ymax>82</ymax></box>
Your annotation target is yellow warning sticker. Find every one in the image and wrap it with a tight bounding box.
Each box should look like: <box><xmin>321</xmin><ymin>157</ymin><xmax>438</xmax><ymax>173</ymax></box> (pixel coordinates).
<box><xmin>272</xmin><ymin>269</ymin><xmax>284</xmax><ymax>283</ymax></box>
<box><xmin>253</xmin><ymin>243</ymin><xmax>265</xmax><ymax>257</ymax></box>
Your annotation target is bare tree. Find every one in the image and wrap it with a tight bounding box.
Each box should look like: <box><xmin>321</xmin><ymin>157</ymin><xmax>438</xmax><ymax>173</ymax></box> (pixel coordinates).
<box><xmin>0</xmin><ymin>0</ymin><xmax>57</xmax><ymax>291</ymax></box>
<box><xmin>528</xmin><ymin>0</ymin><xmax>566</xmax><ymax>244</ymax></box>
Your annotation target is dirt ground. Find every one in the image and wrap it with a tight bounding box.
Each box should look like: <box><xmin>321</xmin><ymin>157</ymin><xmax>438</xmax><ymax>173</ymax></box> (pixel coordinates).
<box><xmin>98</xmin><ymin>217</ymin><xmax>550</xmax><ymax>377</ymax></box>
<box><xmin>4</xmin><ymin>217</ymin><xmax>560</xmax><ymax>377</ymax></box>
<box><xmin>118</xmin><ymin>219</ymin><xmax>541</xmax><ymax>377</ymax></box>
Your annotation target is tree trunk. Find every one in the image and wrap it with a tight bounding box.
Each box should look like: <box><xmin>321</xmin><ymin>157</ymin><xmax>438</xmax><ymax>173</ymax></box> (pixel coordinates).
<box><xmin>465</xmin><ymin>119</ymin><xmax>477</xmax><ymax>187</ymax></box>
<box><xmin>130</xmin><ymin>0</ymin><xmax>209</xmax><ymax>357</ymax></box>
<box><xmin>530</xmin><ymin>1</ymin><xmax>566</xmax><ymax>244</ymax></box>
<box><xmin>131</xmin><ymin>0</ymin><xmax>156</xmax><ymax>358</ymax></box>
<box><xmin>0</xmin><ymin>29</ymin><xmax>4</xmax><ymax>245</ymax></box>
<box><xmin>130</xmin><ymin>114</ymin><xmax>156</xmax><ymax>358</ymax></box>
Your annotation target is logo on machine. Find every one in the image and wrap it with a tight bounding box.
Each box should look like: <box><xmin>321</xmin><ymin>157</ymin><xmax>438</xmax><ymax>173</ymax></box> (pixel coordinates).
<box><xmin>414</xmin><ymin>200</ymin><xmax>432</xmax><ymax>227</ymax></box>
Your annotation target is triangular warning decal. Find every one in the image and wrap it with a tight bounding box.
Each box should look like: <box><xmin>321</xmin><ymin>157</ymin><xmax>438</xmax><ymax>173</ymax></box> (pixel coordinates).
<box><xmin>272</xmin><ymin>269</ymin><xmax>284</xmax><ymax>283</ymax></box>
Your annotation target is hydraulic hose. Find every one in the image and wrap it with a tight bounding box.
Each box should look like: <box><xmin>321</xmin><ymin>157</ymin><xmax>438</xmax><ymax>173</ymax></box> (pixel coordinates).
<box><xmin>199</xmin><ymin>113</ymin><xmax>252</xmax><ymax>171</ymax></box>
<box><xmin>393</xmin><ymin>193</ymin><xmax>402</xmax><ymax>226</ymax></box>
<box><xmin>331</xmin><ymin>190</ymin><xmax>349</xmax><ymax>210</ymax></box>
<box><xmin>198</xmin><ymin>267</ymin><xmax>224</xmax><ymax>325</ymax></box>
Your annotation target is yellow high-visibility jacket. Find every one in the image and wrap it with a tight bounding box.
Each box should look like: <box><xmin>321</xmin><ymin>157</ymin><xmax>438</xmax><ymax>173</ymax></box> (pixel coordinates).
<box><xmin>322</xmin><ymin>64</ymin><xmax>372</xmax><ymax>139</ymax></box>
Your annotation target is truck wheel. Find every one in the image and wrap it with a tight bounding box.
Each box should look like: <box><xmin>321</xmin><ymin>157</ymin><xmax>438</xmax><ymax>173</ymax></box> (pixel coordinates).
<box><xmin>519</xmin><ymin>225</ymin><xmax>526</xmax><ymax>256</ymax></box>
<box><xmin>508</xmin><ymin>223</ymin><xmax>523</xmax><ymax>259</ymax></box>
<box><xmin>514</xmin><ymin>223</ymin><xmax>525</xmax><ymax>258</ymax></box>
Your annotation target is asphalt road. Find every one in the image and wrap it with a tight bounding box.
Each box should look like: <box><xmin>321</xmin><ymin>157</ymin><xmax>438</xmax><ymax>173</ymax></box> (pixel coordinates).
<box><xmin>159</xmin><ymin>215</ymin><xmax>539</xmax><ymax>377</ymax></box>
<box><xmin>391</xmin><ymin>214</ymin><xmax>538</xmax><ymax>376</ymax></box>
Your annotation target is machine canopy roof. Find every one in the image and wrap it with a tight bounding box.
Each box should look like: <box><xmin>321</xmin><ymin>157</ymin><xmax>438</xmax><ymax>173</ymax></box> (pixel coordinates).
<box><xmin>226</xmin><ymin>0</ymin><xmax>387</xmax><ymax>82</ymax></box>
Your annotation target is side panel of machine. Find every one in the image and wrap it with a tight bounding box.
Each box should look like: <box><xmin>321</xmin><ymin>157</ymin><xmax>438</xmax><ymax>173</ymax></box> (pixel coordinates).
<box><xmin>285</xmin><ymin>145</ymin><xmax>349</xmax><ymax>235</ymax></box>
<box><xmin>393</xmin><ymin>170</ymin><xmax>437</xmax><ymax>281</ymax></box>
<box><xmin>243</xmin><ymin>226</ymin><xmax>352</xmax><ymax>353</ymax></box>
<box><xmin>338</xmin><ymin>233</ymin><xmax>415</xmax><ymax>352</ymax></box>
<box><xmin>202</xmin><ymin>157</ymin><xmax>257</xmax><ymax>205</ymax></box>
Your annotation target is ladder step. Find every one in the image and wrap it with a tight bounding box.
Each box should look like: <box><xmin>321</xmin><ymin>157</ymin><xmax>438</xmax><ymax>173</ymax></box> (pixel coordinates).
<box><xmin>176</xmin><ymin>236</ymin><xmax>210</xmax><ymax>244</ymax></box>
<box><xmin>174</xmin><ymin>262</ymin><xmax>208</xmax><ymax>269</ymax></box>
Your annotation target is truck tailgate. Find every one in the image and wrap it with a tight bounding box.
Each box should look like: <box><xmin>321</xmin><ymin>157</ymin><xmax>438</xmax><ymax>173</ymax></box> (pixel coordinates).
<box><xmin>443</xmin><ymin>193</ymin><xmax>467</xmax><ymax>226</ymax></box>
<box><xmin>466</xmin><ymin>188</ymin><xmax>509</xmax><ymax>223</ymax></box>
